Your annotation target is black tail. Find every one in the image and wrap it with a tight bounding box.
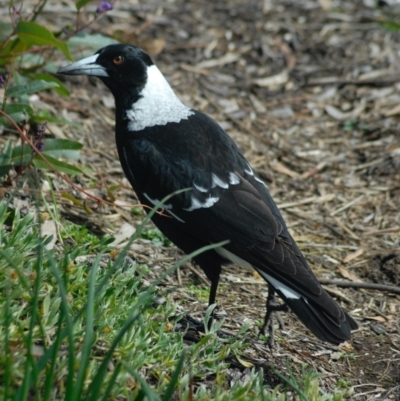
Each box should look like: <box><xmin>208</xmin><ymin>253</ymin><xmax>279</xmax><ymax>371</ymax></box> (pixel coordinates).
<box><xmin>281</xmin><ymin>296</ymin><xmax>358</xmax><ymax>344</ymax></box>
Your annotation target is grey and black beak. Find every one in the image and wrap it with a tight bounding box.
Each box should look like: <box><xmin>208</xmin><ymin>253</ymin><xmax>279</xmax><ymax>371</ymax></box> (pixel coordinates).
<box><xmin>57</xmin><ymin>54</ymin><xmax>108</xmax><ymax>77</ymax></box>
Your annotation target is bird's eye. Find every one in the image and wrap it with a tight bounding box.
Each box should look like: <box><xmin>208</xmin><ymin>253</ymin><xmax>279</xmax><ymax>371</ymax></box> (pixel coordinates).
<box><xmin>113</xmin><ymin>55</ymin><xmax>124</xmax><ymax>65</ymax></box>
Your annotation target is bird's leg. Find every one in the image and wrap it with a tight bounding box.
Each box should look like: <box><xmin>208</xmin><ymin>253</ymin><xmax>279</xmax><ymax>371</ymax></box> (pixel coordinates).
<box><xmin>259</xmin><ymin>284</ymin><xmax>288</xmax><ymax>347</ymax></box>
<box><xmin>206</xmin><ymin>276</ymin><xmax>219</xmax><ymax>330</ymax></box>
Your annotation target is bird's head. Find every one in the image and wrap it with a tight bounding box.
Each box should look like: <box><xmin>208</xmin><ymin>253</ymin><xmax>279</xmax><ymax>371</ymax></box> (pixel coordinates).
<box><xmin>58</xmin><ymin>44</ymin><xmax>153</xmax><ymax>98</ymax></box>
<box><xmin>58</xmin><ymin>43</ymin><xmax>193</xmax><ymax>130</ymax></box>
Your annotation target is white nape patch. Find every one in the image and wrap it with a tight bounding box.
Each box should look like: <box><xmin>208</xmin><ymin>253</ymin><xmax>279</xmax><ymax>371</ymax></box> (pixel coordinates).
<box><xmin>127</xmin><ymin>65</ymin><xmax>194</xmax><ymax>131</ymax></box>
<box><xmin>194</xmin><ymin>183</ymin><xmax>208</xmax><ymax>193</ymax></box>
<box><xmin>184</xmin><ymin>195</ymin><xmax>219</xmax><ymax>211</ymax></box>
<box><xmin>229</xmin><ymin>172</ymin><xmax>240</xmax><ymax>185</ymax></box>
<box><xmin>144</xmin><ymin>193</ymin><xmax>185</xmax><ymax>223</ymax></box>
<box><xmin>215</xmin><ymin>247</ymin><xmax>301</xmax><ymax>300</ymax></box>
<box><xmin>212</xmin><ymin>174</ymin><xmax>228</xmax><ymax>189</ymax></box>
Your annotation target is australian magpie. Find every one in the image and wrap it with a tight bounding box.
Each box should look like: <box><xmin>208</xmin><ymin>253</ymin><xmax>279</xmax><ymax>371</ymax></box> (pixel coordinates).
<box><xmin>58</xmin><ymin>44</ymin><xmax>358</xmax><ymax>345</ymax></box>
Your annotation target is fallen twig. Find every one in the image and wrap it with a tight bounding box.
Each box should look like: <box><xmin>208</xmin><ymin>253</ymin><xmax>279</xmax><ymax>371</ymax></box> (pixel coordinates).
<box><xmin>319</xmin><ymin>279</ymin><xmax>400</xmax><ymax>295</ymax></box>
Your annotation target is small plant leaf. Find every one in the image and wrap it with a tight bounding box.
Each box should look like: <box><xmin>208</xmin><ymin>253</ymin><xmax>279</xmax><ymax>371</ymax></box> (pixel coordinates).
<box><xmin>0</xmin><ymin>140</ymin><xmax>13</xmax><ymax>166</ymax></box>
<box><xmin>4</xmin><ymin>103</ymin><xmax>33</xmax><ymax>116</ymax></box>
<box><xmin>75</xmin><ymin>0</ymin><xmax>95</xmax><ymax>10</ymax></box>
<box><xmin>31</xmin><ymin>109</ymin><xmax>82</xmax><ymax>128</ymax></box>
<box><xmin>34</xmin><ymin>73</ymin><xmax>70</xmax><ymax>96</ymax></box>
<box><xmin>0</xmin><ymin>104</ymin><xmax>33</xmax><ymax>126</ymax></box>
<box><xmin>0</xmin><ymin>21</ymin><xmax>13</xmax><ymax>41</ymax></box>
<box><xmin>0</xmin><ymin>39</ymin><xmax>29</xmax><ymax>67</ymax></box>
<box><xmin>33</xmin><ymin>154</ymin><xmax>83</xmax><ymax>175</ymax></box>
<box><xmin>0</xmin><ymin>165</ymin><xmax>12</xmax><ymax>177</ymax></box>
<box><xmin>6</xmin><ymin>80</ymin><xmax>59</xmax><ymax>97</ymax></box>
<box><xmin>12</xmin><ymin>139</ymin><xmax>82</xmax><ymax>165</ymax></box>
<box><xmin>61</xmin><ymin>193</ymin><xmax>84</xmax><ymax>207</ymax></box>
<box><xmin>41</xmin><ymin>138</ymin><xmax>83</xmax><ymax>152</ymax></box>
<box><xmin>380</xmin><ymin>20</ymin><xmax>400</xmax><ymax>32</ymax></box>
<box><xmin>16</xmin><ymin>21</ymin><xmax>72</xmax><ymax>60</ymax></box>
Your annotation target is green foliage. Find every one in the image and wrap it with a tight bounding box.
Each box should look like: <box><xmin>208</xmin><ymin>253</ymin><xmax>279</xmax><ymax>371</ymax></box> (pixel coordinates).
<box><xmin>15</xmin><ymin>21</ymin><xmax>72</xmax><ymax>60</ymax></box>
<box><xmin>0</xmin><ymin>137</ymin><xmax>83</xmax><ymax>178</ymax></box>
<box><xmin>188</xmin><ymin>285</ymin><xmax>210</xmax><ymax>302</ymax></box>
<box><xmin>0</xmin><ymin>0</ymin><xmax>114</xmax><ymax>185</ymax></box>
<box><xmin>140</xmin><ymin>227</ymin><xmax>174</xmax><ymax>246</ymax></box>
<box><xmin>380</xmin><ymin>20</ymin><xmax>400</xmax><ymax>32</ymax></box>
<box><xmin>0</xmin><ymin>197</ymin><xmax>353</xmax><ymax>400</ymax></box>
<box><xmin>60</xmin><ymin>221</ymin><xmax>114</xmax><ymax>251</ymax></box>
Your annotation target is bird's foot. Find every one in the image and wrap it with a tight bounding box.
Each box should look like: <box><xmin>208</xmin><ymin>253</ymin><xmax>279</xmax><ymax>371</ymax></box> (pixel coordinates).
<box><xmin>173</xmin><ymin>312</ymin><xmax>231</xmax><ymax>342</ymax></box>
<box><xmin>175</xmin><ymin>314</ymin><xmax>207</xmax><ymax>332</ymax></box>
<box><xmin>259</xmin><ymin>301</ymin><xmax>288</xmax><ymax>348</ymax></box>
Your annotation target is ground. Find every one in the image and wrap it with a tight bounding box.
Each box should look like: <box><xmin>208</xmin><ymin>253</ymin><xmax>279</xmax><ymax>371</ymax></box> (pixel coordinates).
<box><xmin>1</xmin><ymin>0</ymin><xmax>400</xmax><ymax>399</ymax></box>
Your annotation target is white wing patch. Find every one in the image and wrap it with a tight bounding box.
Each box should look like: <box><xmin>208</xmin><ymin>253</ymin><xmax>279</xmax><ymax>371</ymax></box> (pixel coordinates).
<box><xmin>186</xmin><ymin>171</ymin><xmax>241</xmax><ymax>211</ymax></box>
<box><xmin>215</xmin><ymin>247</ymin><xmax>301</xmax><ymax>300</ymax></box>
<box><xmin>254</xmin><ymin>176</ymin><xmax>266</xmax><ymax>186</ymax></box>
<box><xmin>244</xmin><ymin>162</ymin><xmax>266</xmax><ymax>187</ymax></box>
<box><xmin>229</xmin><ymin>172</ymin><xmax>240</xmax><ymax>185</ymax></box>
<box><xmin>184</xmin><ymin>195</ymin><xmax>219</xmax><ymax>211</ymax></box>
<box><xmin>244</xmin><ymin>162</ymin><xmax>253</xmax><ymax>175</ymax></box>
<box><xmin>143</xmin><ymin>193</ymin><xmax>185</xmax><ymax>223</ymax></box>
<box><xmin>194</xmin><ymin>183</ymin><xmax>208</xmax><ymax>193</ymax></box>
<box><xmin>212</xmin><ymin>174</ymin><xmax>228</xmax><ymax>189</ymax></box>
<box><xmin>127</xmin><ymin>65</ymin><xmax>194</xmax><ymax>131</ymax></box>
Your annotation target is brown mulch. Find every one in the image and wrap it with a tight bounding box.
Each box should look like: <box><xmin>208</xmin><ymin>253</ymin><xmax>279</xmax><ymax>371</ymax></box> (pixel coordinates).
<box><xmin>1</xmin><ymin>0</ymin><xmax>400</xmax><ymax>399</ymax></box>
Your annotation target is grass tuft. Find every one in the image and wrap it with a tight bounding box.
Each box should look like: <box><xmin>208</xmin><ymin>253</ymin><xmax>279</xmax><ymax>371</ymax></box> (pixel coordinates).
<box><xmin>0</xmin><ymin>198</ymin><xmax>351</xmax><ymax>400</ymax></box>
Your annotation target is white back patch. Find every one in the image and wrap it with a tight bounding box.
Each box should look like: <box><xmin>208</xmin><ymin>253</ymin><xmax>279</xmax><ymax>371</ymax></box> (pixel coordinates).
<box><xmin>127</xmin><ymin>65</ymin><xmax>194</xmax><ymax>131</ymax></box>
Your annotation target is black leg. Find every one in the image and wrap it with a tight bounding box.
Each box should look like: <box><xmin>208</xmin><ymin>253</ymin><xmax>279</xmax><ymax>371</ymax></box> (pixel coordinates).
<box><xmin>208</xmin><ymin>276</ymin><xmax>219</xmax><ymax>306</ymax></box>
<box><xmin>206</xmin><ymin>276</ymin><xmax>219</xmax><ymax>330</ymax></box>
<box><xmin>259</xmin><ymin>284</ymin><xmax>288</xmax><ymax>347</ymax></box>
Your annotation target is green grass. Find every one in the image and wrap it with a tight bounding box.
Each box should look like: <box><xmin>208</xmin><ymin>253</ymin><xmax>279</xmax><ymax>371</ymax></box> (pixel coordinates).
<box><xmin>0</xmin><ymin>199</ymin><xmax>352</xmax><ymax>400</ymax></box>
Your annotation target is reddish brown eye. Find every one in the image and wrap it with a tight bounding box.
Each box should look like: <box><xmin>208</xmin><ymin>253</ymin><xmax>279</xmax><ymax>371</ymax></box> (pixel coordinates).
<box><xmin>113</xmin><ymin>55</ymin><xmax>124</xmax><ymax>65</ymax></box>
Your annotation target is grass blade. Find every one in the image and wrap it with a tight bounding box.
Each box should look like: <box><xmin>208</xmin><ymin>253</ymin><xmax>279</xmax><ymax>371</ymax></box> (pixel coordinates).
<box><xmin>161</xmin><ymin>351</ymin><xmax>186</xmax><ymax>401</ymax></box>
<box><xmin>42</xmin><ymin>308</ymin><xmax>66</xmax><ymax>401</ymax></box>
<box><xmin>121</xmin><ymin>361</ymin><xmax>161</xmax><ymax>401</ymax></box>
<box><xmin>98</xmin><ymin>362</ymin><xmax>122</xmax><ymax>401</ymax></box>
<box><xmin>72</xmin><ymin>254</ymin><xmax>101</xmax><ymax>400</ymax></box>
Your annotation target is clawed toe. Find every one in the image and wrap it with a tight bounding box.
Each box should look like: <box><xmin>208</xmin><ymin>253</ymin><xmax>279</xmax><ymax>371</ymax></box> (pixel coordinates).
<box><xmin>259</xmin><ymin>285</ymin><xmax>288</xmax><ymax>347</ymax></box>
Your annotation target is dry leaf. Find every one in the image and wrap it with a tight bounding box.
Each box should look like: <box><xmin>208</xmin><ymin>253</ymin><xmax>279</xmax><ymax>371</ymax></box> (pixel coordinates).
<box><xmin>364</xmin><ymin>316</ymin><xmax>387</xmax><ymax>322</ymax></box>
<box><xmin>338</xmin><ymin>265</ymin><xmax>362</xmax><ymax>282</ymax></box>
<box><xmin>110</xmin><ymin>222</ymin><xmax>135</xmax><ymax>247</ymax></box>
<box><xmin>139</xmin><ymin>38</ymin><xmax>166</xmax><ymax>56</ymax></box>
<box><xmin>253</xmin><ymin>70</ymin><xmax>289</xmax><ymax>89</ymax></box>
<box><xmin>383</xmin><ymin>103</ymin><xmax>400</xmax><ymax>117</ymax></box>
<box><xmin>270</xmin><ymin>161</ymin><xmax>299</xmax><ymax>178</ymax></box>
<box><xmin>343</xmin><ymin>248</ymin><xmax>364</xmax><ymax>264</ymax></box>
<box><xmin>196</xmin><ymin>53</ymin><xmax>241</xmax><ymax>69</ymax></box>
<box><xmin>41</xmin><ymin>220</ymin><xmax>57</xmax><ymax>250</ymax></box>
<box><xmin>235</xmin><ymin>355</ymin><xmax>253</xmax><ymax>368</ymax></box>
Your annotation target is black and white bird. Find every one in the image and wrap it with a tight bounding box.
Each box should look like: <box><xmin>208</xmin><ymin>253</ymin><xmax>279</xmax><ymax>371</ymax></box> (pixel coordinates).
<box><xmin>58</xmin><ymin>44</ymin><xmax>357</xmax><ymax>345</ymax></box>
